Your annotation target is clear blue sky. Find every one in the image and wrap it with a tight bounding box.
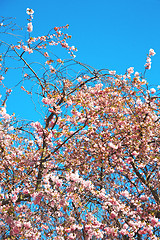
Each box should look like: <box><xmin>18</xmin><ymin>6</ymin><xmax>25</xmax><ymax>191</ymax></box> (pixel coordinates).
<box><xmin>1</xmin><ymin>0</ymin><xmax>160</xmax><ymax>120</ymax></box>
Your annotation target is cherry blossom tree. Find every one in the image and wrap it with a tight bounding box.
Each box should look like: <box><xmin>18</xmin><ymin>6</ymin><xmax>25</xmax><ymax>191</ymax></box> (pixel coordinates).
<box><xmin>0</xmin><ymin>9</ymin><xmax>159</xmax><ymax>240</ymax></box>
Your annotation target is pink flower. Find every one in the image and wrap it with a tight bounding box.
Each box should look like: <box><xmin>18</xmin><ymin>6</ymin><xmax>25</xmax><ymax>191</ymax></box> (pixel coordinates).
<box><xmin>57</xmin><ymin>58</ymin><xmax>63</xmax><ymax>63</ymax></box>
<box><xmin>146</xmin><ymin>56</ymin><xmax>151</xmax><ymax>63</ymax></box>
<box><xmin>140</xmin><ymin>195</ymin><xmax>148</xmax><ymax>201</ymax></box>
<box><xmin>110</xmin><ymin>211</ymin><xmax>118</xmax><ymax>219</ymax></box>
<box><xmin>44</xmin><ymin>52</ymin><xmax>49</xmax><ymax>58</ymax></box>
<box><xmin>145</xmin><ymin>62</ymin><xmax>151</xmax><ymax>69</ymax></box>
<box><xmin>136</xmin><ymin>98</ymin><xmax>142</xmax><ymax>106</ymax></box>
<box><xmin>145</xmin><ymin>57</ymin><xmax>152</xmax><ymax>69</ymax></box>
<box><xmin>15</xmin><ymin>44</ymin><xmax>21</xmax><ymax>50</ymax></box>
<box><xmin>132</xmin><ymin>150</ymin><xmax>139</xmax><ymax>157</ymax></box>
<box><xmin>134</xmin><ymin>71</ymin><xmax>139</xmax><ymax>77</ymax></box>
<box><xmin>22</xmin><ymin>45</ymin><xmax>33</xmax><ymax>54</ymax></box>
<box><xmin>61</xmin><ymin>42</ymin><xmax>69</xmax><ymax>48</ymax></box>
<box><xmin>119</xmin><ymin>229</ymin><xmax>127</xmax><ymax>235</ymax></box>
<box><xmin>121</xmin><ymin>190</ymin><xmax>130</xmax><ymax>198</ymax></box>
<box><xmin>6</xmin><ymin>89</ymin><xmax>12</xmax><ymax>93</ymax></box>
<box><xmin>150</xmin><ymin>88</ymin><xmax>156</xmax><ymax>94</ymax></box>
<box><xmin>27</xmin><ymin>22</ymin><xmax>33</xmax><ymax>32</ymax></box>
<box><xmin>109</xmin><ymin>70</ymin><xmax>116</xmax><ymax>75</ymax></box>
<box><xmin>126</xmin><ymin>157</ymin><xmax>133</xmax><ymax>163</ymax></box>
<box><xmin>0</xmin><ymin>75</ymin><xmax>4</xmax><ymax>81</ymax></box>
<box><xmin>26</xmin><ymin>8</ymin><xmax>34</xmax><ymax>15</ymax></box>
<box><xmin>42</xmin><ymin>97</ymin><xmax>51</xmax><ymax>105</ymax></box>
<box><xmin>11</xmin><ymin>194</ymin><xmax>18</xmax><ymax>203</ymax></box>
<box><xmin>71</xmin><ymin>46</ymin><xmax>76</xmax><ymax>51</ymax></box>
<box><xmin>149</xmin><ymin>48</ymin><xmax>156</xmax><ymax>56</ymax></box>
<box><xmin>108</xmin><ymin>142</ymin><xmax>118</xmax><ymax>149</ymax></box>
<box><xmin>127</xmin><ymin>67</ymin><xmax>134</xmax><ymax>74</ymax></box>
<box><xmin>28</xmin><ymin>48</ymin><xmax>33</xmax><ymax>54</ymax></box>
<box><xmin>68</xmin><ymin>233</ymin><xmax>76</xmax><ymax>239</ymax></box>
<box><xmin>50</xmin><ymin>66</ymin><xmax>56</xmax><ymax>73</ymax></box>
<box><xmin>23</xmin><ymin>221</ymin><xmax>32</xmax><ymax>229</ymax></box>
<box><xmin>22</xmin><ymin>45</ymin><xmax>28</xmax><ymax>51</ymax></box>
<box><xmin>0</xmin><ymin>107</ymin><xmax>10</xmax><ymax>119</ymax></box>
<box><xmin>39</xmin><ymin>36</ymin><xmax>46</xmax><ymax>41</ymax></box>
<box><xmin>30</xmin><ymin>121</ymin><xmax>42</xmax><ymax>130</ymax></box>
<box><xmin>83</xmin><ymin>75</ymin><xmax>90</xmax><ymax>79</ymax></box>
<box><xmin>150</xmin><ymin>217</ymin><xmax>158</xmax><ymax>226</ymax></box>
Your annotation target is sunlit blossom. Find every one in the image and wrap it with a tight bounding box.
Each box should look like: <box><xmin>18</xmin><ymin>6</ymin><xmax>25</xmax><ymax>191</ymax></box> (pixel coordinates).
<box><xmin>149</xmin><ymin>48</ymin><xmax>156</xmax><ymax>56</ymax></box>
<box><xmin>27</xmin><ymin>22</ymin><xmax>33</xmax><ymax>32</ymax></box>
<box><xmin>26</xmin><ymin>8</ymin><xmax>34</xmax><ymax>15</ymax></box>
<box><xmin>150</xmin><ymin>88</ymin><xmax>156</xmax><ymax>94</ymax></box>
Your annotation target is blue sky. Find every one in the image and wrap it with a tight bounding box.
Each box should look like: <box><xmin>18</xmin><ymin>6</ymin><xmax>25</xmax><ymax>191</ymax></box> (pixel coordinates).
<box><xmin>1</xmin><ymin>0</ymin><xmax>160</xmax><ymax>120</ymax></box>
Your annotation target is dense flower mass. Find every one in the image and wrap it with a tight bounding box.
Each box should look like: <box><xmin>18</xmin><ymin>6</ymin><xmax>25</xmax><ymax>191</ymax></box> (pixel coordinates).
<box><xmin>0</xmin><ymin>9</ymin><xmax>159</xmax><ymax>240</ymax></box>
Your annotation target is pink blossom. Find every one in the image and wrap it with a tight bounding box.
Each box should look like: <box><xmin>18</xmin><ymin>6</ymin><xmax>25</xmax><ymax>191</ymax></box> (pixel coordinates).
<box><xmin>145</xmin><ymin>57</ymin><xmax>151</xmax><ymax>69</ymax></box>
<box><xmin>22</xmin><ymin>45</ymin><xmax>33</xmax><ymax>54</ymax></box>
<box><xmin>119</xmin><ymin>229</ymin><xmax>128</xmax><ymax>235</ymax></box>
<box><xmin>15</xmin><ymin>44</ymin><xmax>21</xmax><ymax>50</ymax></box>
<box><xmin>71</xmin><ymin>46</ymin><xmax>76</xmax><ymax>51</ymax></box>
<box><xmin>12</xmin><ymin>226</ymin><xmax>21</xmax><ymax>235</ymax></box>
<box><xmin>110</xmin><ymin>211</ymin><xmax>118</xmax><ymax>218</ymax></box>
<box><xmin>83</xmin><ymin>75</ymin><xmax>90</xmax><ymax>79</ymax></box>
<box><xmin>12</xmin><ymin>221</ymin><xmax>22</xmax><ymax>235</ymax></box>
<box><xmin>26</xmin><ymin>8</ymin><xmax>34</xmax><ymax>15</ymax></box>
<box><xmin>126</xmin><ymin>157</ymin><xmax>133</xmax><ymax>163</ymax></box>
<box><xmin>123</xmin><ymin>223</ymin><xmax>128</xmax><ymax>229</ymax></box>
<box><xmin>0</xmin><ymin>75</ymin><xmax>4</xmax><ymax>81</ymax></box>
<box><xmin>146</xmin><ymin>56</ymin><xmax>151</xmax><ymax>63</ymax></box>
<box><xmin>142</xmin><ymin>79</ymin><xmax>147</xmax><ymax>84</ymax></box>
<box><xmin>127</xmin><ymin>67</ymin><xmax>134</xmax><ymax>74</ymax></box>
<box><xmin>42</xmin><ymin>97</ymin><xmax>51</xmax><ymax>105</ymax></box>
<box><xmin>27</xmin><ymin>22</ymin><xmax>33</xmax><ymax>32</ymax></box>
<box><xmin>0</xmin><ymin>107</ymin><xmax>10</xmax><ymax>120</ymax></box>
<box><xmin>23</xmin><ymin>189</ymin><xmax>29</xmax><ymax>194</ymax></box>
<box><xmin>132</xmin><ymin>150</ymin><xmax>139</xmax><ymax>156</ymax></box>
<box><xmin>145</xmin><ymin>62</ymin><xmax>151</xmax><ymax>69</ymax></box>
<box><xmin>33</xmin><ymin>192</ymin><xmax>42</xmax><ymax>205</ymax></box>
<box><xmin>150</xmin><ymin>217</ymin><xmax>158</xmax><ymax>226</ymax></box>
<box><xmin>134</xmin><ymin>71</ymin><xmax>139</xmax><ymax>77</ymax></box>
<box><xmin>108</xmin><ymin>142</ymin><xmax>118</xmax><ymax>149</ymax></box>
<box><xmin>61</xmin><ymin>42</ymin><xmax>69</xmax><ymax>48</ymax></box>
<box><xmin>28</xmin><ymin>48</ymin><xmax>33</xmax><ymax>54</ymax></box>
<box><xmin>49</xmin><ymin>40</ymin><xmax>56</xmax><ymax>45</ymax></box>
<box><xmin>22</xmin><ymin>45</ymin><xmax>28</xmax><ymax>51</ymax></box>
<box><xmin>44</xmin><ymin>52</ymin><xmax>49</xmax><ymax>57</ymax></box>
<box><xmin>121</xmin><ymin>190</ymin><xmax>130</xmax><ymax>198</ymax></box>
<box><xmin>149</xmin><ymin>48</ymin><xmax>156</xmax><ymax>56</ymax></box>
<box><xmin>140</xmin><ymin>195</ymin><xmax>148</xmax><ymax>201</ymax></box>
<box><xmin>150</xmin><ymin>88</ymin><xmax>156</xmax><ymax>94</ymax></box>
<box><xmin>67</xmin><ymin>170</ymin><xmax>80</xmax><ymax>182</ymax></box>
<box><xmin>11</xmin><ymin>194</ymin><xmax>18</xmax><ymax>203</ymax></box>
<box><xmin>39</xmin><ymin>36</ymin><xmax>46</xmax><ymax>41</ymax></box>
<box><xmin>50</xmin><ymin>66</ymin><xmax>56</xmax><ymax>73</ymax></box>
<box><xmin>136</xmin><ymin>98</ymin><xmax>142</xmax><ymax>106</ymax></box>
<box><xmin>109</xmin><ymin>70</ymin><xmax>116</xmax><ymax>75</ymax></box>
<box><xmin>68</xmin><ymin>233</ymin><xmax>76</xmax><ymax>239</ymax></box>
<box><xmin>30</xmin><ymin>121</ymin><xmax>42</xmax><ymax>131</ymax></box>
<box><xmin>57</xmin><ymin>58</ymin><xmax>63</xmax><ymax>63</ymax></box>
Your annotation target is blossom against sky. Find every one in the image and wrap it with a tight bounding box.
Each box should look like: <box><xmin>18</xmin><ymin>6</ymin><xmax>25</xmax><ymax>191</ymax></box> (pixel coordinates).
<box><xmin>1</xmin><ymin>0</ymin><xmax>160</xmax><ymax>119</ymax></box>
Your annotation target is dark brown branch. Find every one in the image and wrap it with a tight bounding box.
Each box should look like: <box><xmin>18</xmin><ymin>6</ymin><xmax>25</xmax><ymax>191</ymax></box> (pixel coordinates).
<box><xmin>131</xmin><ymin>161</ymin><xmax>159</xmax><ymax>204</ymax></box>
